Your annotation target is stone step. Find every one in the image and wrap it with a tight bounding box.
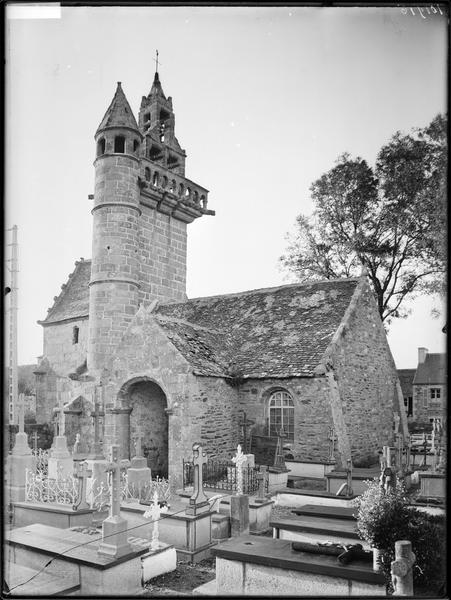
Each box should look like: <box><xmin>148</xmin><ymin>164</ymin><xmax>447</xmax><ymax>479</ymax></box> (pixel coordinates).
<box><xmin>5</xmin><ymin>563</ymin><xmax>80</xmax><ymax>596</ymax></box>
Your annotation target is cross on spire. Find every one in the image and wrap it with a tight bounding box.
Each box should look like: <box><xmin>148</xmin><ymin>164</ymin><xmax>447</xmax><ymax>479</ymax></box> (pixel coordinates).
<box><xmin>153</xmin><ymin>49</ymin><xmax>161</xmax><ymax>74</ymax></box>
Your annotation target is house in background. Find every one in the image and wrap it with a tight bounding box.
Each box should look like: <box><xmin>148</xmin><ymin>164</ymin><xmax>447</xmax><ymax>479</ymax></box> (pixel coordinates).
<box><xmin>411</xmin><ymin>347</ymin><xmax>446</xmax><ymax>427</ymax></box>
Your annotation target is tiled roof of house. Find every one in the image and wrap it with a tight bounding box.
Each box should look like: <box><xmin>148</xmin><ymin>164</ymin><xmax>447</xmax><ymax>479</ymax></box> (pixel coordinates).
<box><xmin>155</xmin><ymin>278</ymin><xmax>361</xmax><ymax>378</ymax></box>
<box><xmin>397</xmin><ymin>369</ymin><xmax>416</xmax><ymax>397</ymax></box>
<box><xmin>413</xmin><ymin>353</ymin><xmax>447</xmax><ymax>385</ymax></box>
<box><xmin>39</xmin><ymin>260</ymin><xmax>91</xmax><ymax>325</ymax></box>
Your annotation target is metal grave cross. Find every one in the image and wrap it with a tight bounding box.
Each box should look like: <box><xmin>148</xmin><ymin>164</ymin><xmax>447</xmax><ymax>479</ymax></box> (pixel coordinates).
<box><xmin>232</xmin><ymin>444</ymin><xmax>248</xmax><ymax>496</ymax></box>
<box><xmin>144</xmin><ymin>490</ymin><xmax>169</xmax><ymax>551</ymax></box>
<box><xmin>188</xmin><ymin>443</ymin><xmax>209</xmax><ymax>510</ymax></box>
<box><xmin>104</xmin><ymin>445</ymin><xmax>131</xmax><ymax>517</ymax></box>
<box><xmin>73</xmin><ymin>461</ymin><xmax>93</xmax><ymax>511</ymax></box>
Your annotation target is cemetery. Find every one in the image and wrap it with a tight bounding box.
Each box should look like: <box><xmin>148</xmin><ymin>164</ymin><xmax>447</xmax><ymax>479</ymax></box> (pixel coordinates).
<box><xmin>4</xmin><ymin>394</ymin><xmax>446</xmax><ymax>596</ymax></box>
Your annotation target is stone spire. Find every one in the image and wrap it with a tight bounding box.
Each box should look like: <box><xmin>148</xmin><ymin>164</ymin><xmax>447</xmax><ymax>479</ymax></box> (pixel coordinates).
<box><xmin>149</xmin><ymin>72</ymin><xmax>167</xmax><ymax>100</ymax></box>
<box><xmin>96</xmin><ymin>82</ymin><xmax>139</xmax><ymax>135</ymax></box>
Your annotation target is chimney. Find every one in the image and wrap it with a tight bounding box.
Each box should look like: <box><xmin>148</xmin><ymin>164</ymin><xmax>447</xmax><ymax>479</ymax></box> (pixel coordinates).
<box><xmin>418</xmin><ymin>347</ymin><xmax>428</xmax><ymax>364</ymax></box>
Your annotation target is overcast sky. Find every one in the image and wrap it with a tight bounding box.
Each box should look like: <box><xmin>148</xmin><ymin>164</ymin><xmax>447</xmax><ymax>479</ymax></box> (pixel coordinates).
<box><xmin>5</xmin><ymin>4</ymin><xmax>447</xmax><ymax>368</ymax></box>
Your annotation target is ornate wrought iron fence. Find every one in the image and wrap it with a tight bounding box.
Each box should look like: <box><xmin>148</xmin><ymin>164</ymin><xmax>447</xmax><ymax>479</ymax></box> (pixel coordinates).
<box><xmin>31</xmin><ymin>448</ymin><xmax>49</xmax><ymax>476</ymax></box>
<box><xmin>25</xmin><ymin>467</ymin><xmax>78</xmax><ymax>505</ymax></box>
<box><xmin>182</xmin><ymin>459</ymin><xmax>261</xmax><ymax>494</ymax></box>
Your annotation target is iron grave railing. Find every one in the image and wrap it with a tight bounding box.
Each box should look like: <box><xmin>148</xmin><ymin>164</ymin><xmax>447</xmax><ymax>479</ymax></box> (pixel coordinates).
<box><xmin>182</xmin><ymin>458</ymin><xmax>264</xmax><ymax>495</ymax></box>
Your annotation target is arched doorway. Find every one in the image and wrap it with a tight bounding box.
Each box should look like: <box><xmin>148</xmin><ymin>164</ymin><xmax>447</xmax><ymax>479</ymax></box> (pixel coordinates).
<box><xmin>125</xmin><ymin>379</ymin><xmax>169</xmax><ymax>478</ymax></box>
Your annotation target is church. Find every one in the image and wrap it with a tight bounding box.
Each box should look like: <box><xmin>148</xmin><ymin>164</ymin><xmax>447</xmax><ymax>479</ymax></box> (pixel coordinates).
<box><xmin>34</xmin><ymin>71</ymin><xmax>407</xmax><ymax>488</ymax></box>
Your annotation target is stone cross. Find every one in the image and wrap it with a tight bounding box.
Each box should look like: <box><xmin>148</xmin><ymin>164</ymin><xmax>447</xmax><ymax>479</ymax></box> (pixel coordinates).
<box><xmin>54</xmin><ymin>392</ymin><xmax>66</xmax><ymax>437</ymax></box>
<box><xmin>188</xmin><ymin>443</ymin><xmax>209</xmax><ymax>511</ymax></box>
<box><xmin>232</xmin><ymin>444</ymin><xmax>248</xmax><ymax>496</ymax></box>
<box><xmin>73</xmin><ymin>461</ymin><xmax>93</xmax><ymax>511</ymax></box>
<box><xmin>104</xmin><ymin>445</ymin><xmax>131</xmax><ymax>517</ymax></box>
<box><xmin>134</xmin><ymin>426</ymin><xmax>144</xmax><ymax>458</ymax></box>
<box><xmin>241</xmin><ymin>412</ymin><xmax>255</xmax><ymax>454</ymax></box>
<box><xmin>391</xmin><ymin>540</ymin><xmax>416</xmax><ymax>596</ymax></box>
<box><xmin>327</xmin><ymin>426</ymin><xmax>337</xmax><ymax>461</ymax></box>
<box><xmin>144</xmin><ymin>490</ymin><xmax>169</xmax><ymax>551</ymax></box>
<box><xmin>256</xmin><ymin>465</ymin><xmax>268</xmax><ymax>502</ymax></box>
<box><xmin>32</xmin><ymin>431</ymin><xmax>38</xmax><ymax>451</ymax></box>
<box><xmin>17</xmin><ymin>393</ymin><xmax>25</xmax><ymax>433</ymax></box>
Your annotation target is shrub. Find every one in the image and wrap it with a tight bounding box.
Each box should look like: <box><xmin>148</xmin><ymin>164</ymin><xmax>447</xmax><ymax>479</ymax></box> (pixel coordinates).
<box><xmin>354</xmin><ymin>478</ymin><xmax>446</xmax><ymax>594</ymax></box>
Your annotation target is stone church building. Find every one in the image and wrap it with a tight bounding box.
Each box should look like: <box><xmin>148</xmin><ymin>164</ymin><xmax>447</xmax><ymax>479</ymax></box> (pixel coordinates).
<box><xmin>34</xmin><ymin>72</ymin><xmax>407</xmax><ymax>487</ymax></box>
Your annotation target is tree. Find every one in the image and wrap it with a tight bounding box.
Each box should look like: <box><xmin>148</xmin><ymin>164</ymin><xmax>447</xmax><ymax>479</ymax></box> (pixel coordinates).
<box><xmin>280</xmin><ymin>114</ymin><xmax>447</xmax><ymax>324</ymax></box>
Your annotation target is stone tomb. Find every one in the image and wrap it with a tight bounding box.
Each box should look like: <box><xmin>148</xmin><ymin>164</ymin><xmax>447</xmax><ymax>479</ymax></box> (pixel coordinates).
<box><xmin>5</xmin><ymin>523</ymin><xmax>153</xmax><ymax>595</ymax></box>
<box><xmin>206</xmin><ymin>536</ymin><xmax>385</xmax><ymax>596</ymax></box>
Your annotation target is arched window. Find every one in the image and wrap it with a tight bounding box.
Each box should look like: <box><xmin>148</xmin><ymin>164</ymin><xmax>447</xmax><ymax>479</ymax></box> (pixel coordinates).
<box><xmin>268</xmin><ymin>390</ymin><xmax>294</xmax><ymax>440</ymax></box>
<box><xmin>133</xmin><ymin>139</ymin><xmax>139</xmax><ymax>153</ymax></box>
<box><xmin>97</xmin><ymin>138</ymin><xmax>106</xmax><ymax>157</ymax></box>
<box><xmin>72</xmin><ymin>326</ymin><xmax>79</xmax><ymax>345</ymax></box>
<box><xmin>114</xmin><ymin>136</ymin><xmax>125</xmax><ymax>153</ymax></box>
<box><xmin>144</xmin><ymin>167</ymin><xmax>151</xmax><ymax>182</ymax></box>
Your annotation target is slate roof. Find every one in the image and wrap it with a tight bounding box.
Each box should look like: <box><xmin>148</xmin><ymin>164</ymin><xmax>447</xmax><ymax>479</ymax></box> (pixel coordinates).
<box><xmin>413</xmin><ymin>353</ymin><xmax>446</xmax><ymax>385</ymax></box>
<box><xmin>96</xmin><ymin>82</ymin><xmax>139</xmax><ymax>134</ymax></box>
<box><xmin>155</xmin><ymin>278</ymin><xmax>361</xmax><ymax>378</ymax></box>
<box><xmin>39</xmin><ymin>260</ymin><xmax>91</xmax><ymax>325</ymax></box>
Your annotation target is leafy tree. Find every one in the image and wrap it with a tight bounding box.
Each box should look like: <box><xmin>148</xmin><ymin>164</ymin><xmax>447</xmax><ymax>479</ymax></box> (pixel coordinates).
<box><xmin>281</xmin><ymin>115</ymin><xmax>447</xmax><ymax>323</ymax></box>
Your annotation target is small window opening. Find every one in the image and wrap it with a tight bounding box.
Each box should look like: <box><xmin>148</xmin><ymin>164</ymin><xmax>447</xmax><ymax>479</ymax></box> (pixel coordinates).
<box><xmin>153</xmin><ymin>171</ymin><xmax>159</xmax><ymax>186</ymax></box>
<box><xmin>167</xmin><ymin>154</ymin><xmax>179</xmax><ymax>169</ymax></box>
<box><xmin>145</xmin><ymin>167</ymin><xmax>151</xmax><ymax>182</ymax></box>
<box><xmin>178</xmin><ymin>183</ymin><xmax>184</xmax><ymax>196</ymax></box>
<box><xmin>97</xmin><ymin>138</ymin><xmax>106</xmax><ymax>157</ymax></box>
<box><xmin>144</xmin><ymin>113</ymin><xmax>151</xmax><ymax>123</ymax></box>
<box><xmin>159</xmin><ymin>123</ymin><xmax>165</xmax><ymax>143</ymax></box>
<box><xmin>73</xmin><ymin>326</ymin><xmax>79</xmax><ymax>345</ymax></box>
<box><xmin>114</xmin><ymin>136</ymin><xmax>125</xmax><ymax>153</ymax></box>
<box><xmin>133</xmin><ymin>139</ymin><xmax>139</xmax><ymax>153</ymax></box>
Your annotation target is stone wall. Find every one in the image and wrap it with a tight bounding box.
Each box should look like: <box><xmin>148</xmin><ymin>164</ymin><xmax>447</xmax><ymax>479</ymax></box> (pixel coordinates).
<box><xmin>138</xmin><ymin>203</ymin><xmax>187</xmax><ymax>304</ymax></box>
<box><xmin>328</xmin><ymin>282</ymin><xmax>400</xmax><ymax>465</ymax></box>
<box><xmin>237</xmin><ymin>378</ymin><xmax>333</xmax><ymax>463</ymax></box>
<box><xmin>42</xmin><ymin>318</ymin><xmax>89</xmax><ymax>376</ymax></box>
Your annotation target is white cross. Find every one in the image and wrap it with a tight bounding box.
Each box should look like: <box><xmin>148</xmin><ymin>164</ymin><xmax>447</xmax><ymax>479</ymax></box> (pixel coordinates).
<box><xmin>144</xmin><ymin>490</ymin><xmax>168</xmax><ymax>551</ymax></box>
<box><xmin>232</xmin><ymin>444</ymin><xmax>247</xmax><ymax>496</ymax></box>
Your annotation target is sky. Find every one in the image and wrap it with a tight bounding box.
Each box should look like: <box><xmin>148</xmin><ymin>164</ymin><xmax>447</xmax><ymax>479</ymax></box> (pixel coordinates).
<box><xmin>4</xmin><ymin>4</ymin><xmax>448</xmax><ymax>368</ymax></box>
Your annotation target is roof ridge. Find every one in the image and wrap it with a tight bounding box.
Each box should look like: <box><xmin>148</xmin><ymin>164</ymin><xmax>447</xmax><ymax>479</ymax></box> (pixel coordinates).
<box><xmin>161</xmin><ymin>277</ymin><xmax>360</xmax><ymax>306</ymax></box>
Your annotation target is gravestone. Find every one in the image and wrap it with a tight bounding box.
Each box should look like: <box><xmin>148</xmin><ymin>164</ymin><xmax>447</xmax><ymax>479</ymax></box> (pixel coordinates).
<box><xmin>128</xmin><ymin>426</ymin><xmax>151</xmax><ymax>496</ymax></box>
<box><xmin>48</xmin><ymin>396</ymin><xmax>72</xmax><ymax>479</ymax></box>
<box><xmin>391</xmin><ymin>540</ymin><xmax>415</xmax><ymax>596</ymax></box>
<box><xmin>97</xmin><ymin>445</ymin><xmax>131</xmax><ymax>558</ymax></box>
<box><xmin>186</xmin><ymin>443</ymin><xmax>209</xmax><ymax>516</ymax></box>
<box><xmin>7</xmin><ymin>394</ymin><xmax>36</xmax><ymax>502</ymax></box>
<box><xmin>230</xmin><ymin>445</ymin><xmax>249</xmax><ymax>537</ymax></box>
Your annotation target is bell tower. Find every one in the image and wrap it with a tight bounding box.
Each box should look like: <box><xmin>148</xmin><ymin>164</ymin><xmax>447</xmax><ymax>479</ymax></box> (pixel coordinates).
<box><xmin>87</xmin><ymin>71</ymin><xmax>214</xmax><ymax>375</ymax></box>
